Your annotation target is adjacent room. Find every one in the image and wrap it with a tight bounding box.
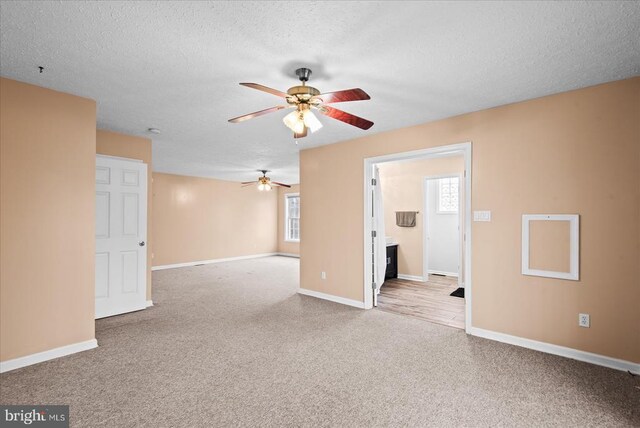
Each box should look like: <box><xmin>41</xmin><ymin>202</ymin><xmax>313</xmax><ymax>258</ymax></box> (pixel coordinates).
<box><xmin>1</xmin><ymin>1</ymin><xmax>639</xmax><ymax>427</ymax></box>
<box><xmin>375</xmin><ymin>155</ymin><xmax>466</xmax><ymax>329</ymax></box>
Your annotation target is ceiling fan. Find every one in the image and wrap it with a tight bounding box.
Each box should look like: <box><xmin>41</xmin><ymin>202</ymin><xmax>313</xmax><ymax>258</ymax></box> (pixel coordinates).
<box><xmin>241</xmin><ymin>170</ymin><xmax>291</xmax><ymax>191</ymax></box>
<box><xmin>228</xmin><ymin>68</ymin><xmax>373</xmax><ymax>138</ymax></box>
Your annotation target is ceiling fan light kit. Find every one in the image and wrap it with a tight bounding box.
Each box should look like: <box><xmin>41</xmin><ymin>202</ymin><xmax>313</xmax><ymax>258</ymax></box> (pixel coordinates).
<box><xmin>283</xmin><ymin>105</ymin><xmax>323</xmax><ymax>134</ymax></box>
<box><xmin>229</xmin><ymin>67</ymin><xmax>374</xmax><ymax>138</ymax></box>
<box><xmin>282</xmin><ymin>109</ymin><xmax>306</xmax><ymax>134</ymax></box>
<box><xmin>258</xmin><ymin>181</ymin><xmax>271</xmax><ymax>191</ymax></box>
<box><xmin>302</xmin><ymin>108</ymin><xmax>323</xmax><ymax>132</ymax></box>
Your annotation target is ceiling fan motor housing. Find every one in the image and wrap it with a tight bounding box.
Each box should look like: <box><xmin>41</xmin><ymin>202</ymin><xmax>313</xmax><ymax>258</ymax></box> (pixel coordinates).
<box><xmin>287</xmin><ymin>85</ymin><xmax>320</xmax><ymax>100</ymax></box>
<box><xmin>287</xmin><ymin>68</ymin><xmax>319</xmax><ymax>104</ymax></box>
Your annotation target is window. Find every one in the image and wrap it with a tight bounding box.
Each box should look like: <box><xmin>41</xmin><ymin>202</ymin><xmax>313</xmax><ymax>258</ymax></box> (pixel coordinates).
<box><xmin>285</xmin><ymin>193</ymin><xmax>300</xmax><ymax>242</ymax></box>
<box><xmin>437</xmin><ymin>177</ymin><xmax>459</xmax><ymax>213</ymax></box>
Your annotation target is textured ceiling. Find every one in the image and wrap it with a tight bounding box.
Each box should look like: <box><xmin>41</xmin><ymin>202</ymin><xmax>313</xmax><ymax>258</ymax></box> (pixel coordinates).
<box><xmin>1</xmin><ymin>1</ymin><xmax>639</xmax><ymax>184</ymax></box>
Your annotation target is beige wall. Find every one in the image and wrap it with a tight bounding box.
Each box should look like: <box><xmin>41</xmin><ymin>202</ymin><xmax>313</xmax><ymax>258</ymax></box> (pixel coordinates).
<box><xmin>529</xmin><ymin>220</ymin><xmax>571</xmax><ymax>273</ymax></box>
<box><xmin>1</xmin><ymin>78</ymin><xmax>96</xmax><ymax>361</ymax></box>
<box><xmin>277</xmin><ymin>184</ymin><xmax>300</xmax><ymax>256</ymax></box>
<box><xmin>378</xmin><ymin>157</ymin><xmax>464</xmax><ymax>278</ymax></box>
<box><xmin>300</xmin><ymin>77</ymin><xmax>640</xmax><ymax>362</ymax></box>
<box><xmin>96</xmin><ymin>130</ymin><xmax>153</xmax><ymax>300</ymax></box>
<box><xmin>152</xmin><ymin>173</ymin><xmax>278</xmax><ymax>266</ymax></box>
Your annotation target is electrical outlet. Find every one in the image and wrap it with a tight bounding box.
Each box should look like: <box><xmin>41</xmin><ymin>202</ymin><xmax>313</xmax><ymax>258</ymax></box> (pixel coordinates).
<box><xmin>579</xmin><ymin>313</ymin><xmax>590</xmax><ymax>328</ymax></box>
<box><xmin>321</xmin><ymin>271</ymin><xmax>326</xmax><ymax>280</ymax></box>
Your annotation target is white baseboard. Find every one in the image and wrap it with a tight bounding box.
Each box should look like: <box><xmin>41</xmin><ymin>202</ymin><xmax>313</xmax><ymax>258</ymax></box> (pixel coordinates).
<box><xmin>0</xmin><ymin>339</ymin><xmax>98</xmax><ymax>373</ymax></box>
<box><xmin>397</xmin><ymin>274</ymin><xmax>426</xmax><ymax>282</ymax></box>
<box><xmin>151</xmin><ymin>252</ymin><xmax>279</xmax><ymax>271</ymax></box>
<box><xmin>298</xmin><ymin>288</ymin><xmax>365</xmax><ymax>309</ymax></box>
<box><xmin>468</xmin><ymin>327</ymin><xmax>640</xmax><ymax>373</ymax></box>
<box><xmin>428</xmin><ymin>270</ymin><xmax>459</xmax><ymax>278</ymax></box>
<box><xmin>277</xmin><ymin>252</ymin><xmax>300</xmax><ymax>258</ymax></box>
<box><xmin>146</xmin><ymin>300</ymin><xmax>153</xmax><ymax>307</ymax></box>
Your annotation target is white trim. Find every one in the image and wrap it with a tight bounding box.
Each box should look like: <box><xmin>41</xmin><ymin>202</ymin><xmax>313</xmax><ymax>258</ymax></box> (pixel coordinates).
<box><xmin>0</xmin><ymin>339</ymin><xmax>98</xmax><ymax>373</ymax></box>
<box><xmin>428</xmin><ymin>270</ymin><xmax>459</xmax><ymax>278</ymax></box>
<box><xmin>277</xmin><ymin>252</ymin><xmax>300</xmax><ymax>258</ymax></box>
<box><xmin>96</xmin><ymin>153</ymin><xmax>143</xmax><ymax>163</ymax></box>
<box><xmin>297</xmin><ymin>288</ymin><xmax>366</xmax><ymax>309</ymax></box>
<box><xmin>397</xmin><ymin>274</ymin><xmax>426</xmax><ymax>282</ymax></box>
<box><xmin>468</xmin><ymin>327</ymin><xmax>639</xmax><ymax>373</ymax></box>
<box><xmin>522</xmin><ymin>214</ymin><xmax>580</xmax><ymax>281</ymax></box>
<box><xmin>151</xmin><ymin>253</ymin><xmax>279</xmax><ymax>271</ymax></box>
<box><xmin>364</xmin><ymin>142</ymin><xmax>473</xmax><ymax>334</ymax></box>
<box><xmin>146</xmin><ymin>300</ymin><xmax>154</xmax><ymax>307</ymax></box>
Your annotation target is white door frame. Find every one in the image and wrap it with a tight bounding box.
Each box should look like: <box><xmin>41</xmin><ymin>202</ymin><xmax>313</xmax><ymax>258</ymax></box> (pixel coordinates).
<box><xmin>363</xmin><ymin>142</ymin><xmax>472</xmax><ymax>333</ymax></box>
<box><xmin>423</xmin><ymin>174</ymin><xmax>463</xmax><ymax>286</ymax></box>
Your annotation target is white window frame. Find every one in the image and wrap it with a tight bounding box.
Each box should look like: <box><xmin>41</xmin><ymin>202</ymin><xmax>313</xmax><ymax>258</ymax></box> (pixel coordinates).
<box><xmin>436</xmin><ymin>176</ymin><xmax>459</xmax><ymax>214</ymax></box>
<box><xmin>284</xmin><ymin>193</ymin><xmax>300</xmax><ymax>243</ymax></box>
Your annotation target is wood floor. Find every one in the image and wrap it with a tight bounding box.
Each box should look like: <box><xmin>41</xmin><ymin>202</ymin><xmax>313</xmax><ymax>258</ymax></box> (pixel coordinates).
<box><xmin>377</xmin><ymin>275</ymin><xmax>465</xmax><ymax>329</ymax></box>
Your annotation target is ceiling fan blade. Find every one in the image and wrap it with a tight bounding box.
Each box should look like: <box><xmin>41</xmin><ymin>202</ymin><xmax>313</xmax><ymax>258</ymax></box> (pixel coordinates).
<box><xmin>228</xmin><ymin>106</ymin><xmax>287</xmax><ymax>123</ymax></box>
<box><xmin>241</xmin><ymin>181</ymin><xmax>258</xmax><ymax>185</ymax></box>
<box><xmin>312</xmin><ymin>88</ymin><xmax>370</xmax><ymax>104</ymax></box>
<box><xmin>293</xmin><ymin>126</ymin><xmax>308</xmax><ymax>139</ymax></box>
<box><xmin>272</xmin><ymin>182</ymin><xmax>292</xmax><ymax>188</ymax></box>
<box><xmin>315</xmin><ymin>105</ymin><xmax>374</xmax><ymax>130</ymax></box>
<box><xmin>239</xmin><ymin>83</ymin><xmax>290</xmax><ymax>98</ymax></box>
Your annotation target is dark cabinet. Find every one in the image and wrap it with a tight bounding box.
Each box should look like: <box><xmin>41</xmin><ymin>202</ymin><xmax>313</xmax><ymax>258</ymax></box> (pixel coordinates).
<box><xmin>385</xmin><ymin>244</ymin><xmax>398</xmax><ymax>280</ymax></box>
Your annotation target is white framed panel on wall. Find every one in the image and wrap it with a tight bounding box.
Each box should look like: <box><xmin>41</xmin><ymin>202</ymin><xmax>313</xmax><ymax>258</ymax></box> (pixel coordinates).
<box><xmin>522</xmin><ymin>214</ymin><xmax>579</xmax><ymax>281</ymax></box>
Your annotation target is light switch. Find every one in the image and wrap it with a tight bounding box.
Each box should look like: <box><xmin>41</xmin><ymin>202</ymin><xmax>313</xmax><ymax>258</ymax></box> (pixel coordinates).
<box><xmin>473</xmin><ymin>210</ymin><xmax>491</xmax><ymax>222</ymax></box>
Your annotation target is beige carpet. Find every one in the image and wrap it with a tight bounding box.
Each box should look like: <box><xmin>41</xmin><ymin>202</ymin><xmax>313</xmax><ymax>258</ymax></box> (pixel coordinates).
<box><xmin>1</xmin><ymin>256</ymin><xmax>638</xmax><ymax>427</ymax></box>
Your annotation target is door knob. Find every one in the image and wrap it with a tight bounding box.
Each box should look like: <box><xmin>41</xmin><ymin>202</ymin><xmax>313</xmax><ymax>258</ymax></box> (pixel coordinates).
<box><xmin>139</xmin><ymin>241</ymin><xmax>145</xmax><ymax>247</ymax></box>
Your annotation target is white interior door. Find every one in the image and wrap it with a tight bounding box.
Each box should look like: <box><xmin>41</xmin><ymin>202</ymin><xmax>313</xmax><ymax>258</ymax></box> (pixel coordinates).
<box><xmin>373</xmin><ymin>166</ymin><xmax>387</xmax><ymax>300</ymax></box>
<box><xmin>95</xmin><ymin>155</ymin><xmax>147</xmax><ymax>319</ymax></box>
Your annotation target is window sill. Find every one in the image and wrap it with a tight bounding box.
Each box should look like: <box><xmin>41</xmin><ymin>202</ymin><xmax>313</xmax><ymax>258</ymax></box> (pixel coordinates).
<box><xmin>284</xmin><ymin>239</ymin><xmax>300</xmax><ymax>243</ymax></box>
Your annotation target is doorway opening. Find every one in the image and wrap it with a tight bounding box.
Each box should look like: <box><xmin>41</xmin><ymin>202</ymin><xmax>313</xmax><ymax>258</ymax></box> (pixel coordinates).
<box><xmin>363</xmin><ymin>143</ymin><xmax>472</xmax><ymax>332</ymax></box>
<box><xmin>423</xmin><ymin>174</ymin><xmax>463</xmax><ymax>286</ymax></box>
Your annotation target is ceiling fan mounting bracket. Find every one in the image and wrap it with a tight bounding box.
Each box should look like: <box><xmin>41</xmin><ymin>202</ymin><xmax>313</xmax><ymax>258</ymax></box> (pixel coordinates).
<box><xmin>295</xmin><ymin>67</ymin><xmax>312</xmax><ymax>83</ymax></box>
